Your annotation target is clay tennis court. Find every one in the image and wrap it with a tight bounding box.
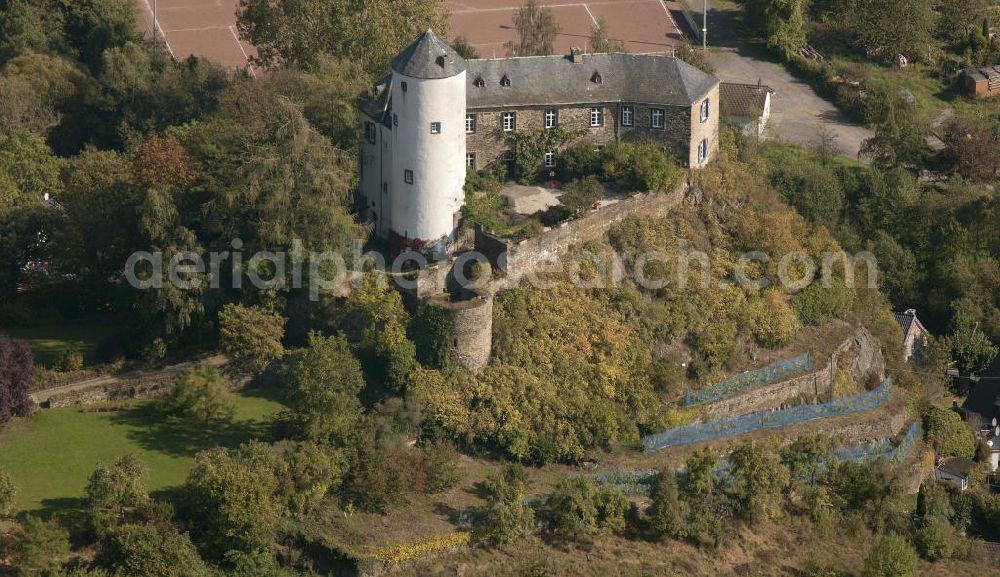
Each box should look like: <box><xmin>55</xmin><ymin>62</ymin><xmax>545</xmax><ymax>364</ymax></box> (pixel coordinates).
<box><xmin>133</xmin><ymin>0</ymin><xmax>257</xmax><ymax>73</ymax></box>
<box><xmin>130</xmin><ymin>0</ymin><xmax>692</xmax><ymax>72</ymax></box>
<box><xmin>446</xmin><ymin>0</ymin><xmax>690</xmax><ymax>56</ymax></box>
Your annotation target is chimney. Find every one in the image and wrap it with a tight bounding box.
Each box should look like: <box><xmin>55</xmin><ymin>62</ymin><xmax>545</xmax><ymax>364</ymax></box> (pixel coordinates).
<box><xmin>905</xmin><ymin>308</ymin><xmax>916</xmax><ymax>316</ymax></box>
<box><xmin>570</xmin><ymin>47</ymin><xmax>584</xmax><ymax>63</ymax></box>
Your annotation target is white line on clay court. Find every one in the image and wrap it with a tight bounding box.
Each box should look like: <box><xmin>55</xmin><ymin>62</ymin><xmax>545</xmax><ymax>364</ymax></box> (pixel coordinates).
<box><xmin>138</xmin><ymin>0</ymin><xmax>177</xmax><ymax>58</ymax></box>
<box><xmin>581</xmin><ymin>3</ymin><xmax>600</xmax><ymax>27</ymax></box>
<box><xmin>229</xmin><ymin>25</ymin><xmax>257</xmax><ymax>77</ymax></box>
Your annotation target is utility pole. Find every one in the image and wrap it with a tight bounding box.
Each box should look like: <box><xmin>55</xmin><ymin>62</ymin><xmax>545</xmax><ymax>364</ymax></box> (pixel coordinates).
<box><xmin>702</xmin><ymin>0</ymin><xmax>707</xmax><ymax>50</ymax></box>
<box><xmin>152</xmin><ymin>0</ymin><xmax>158</xmax><ymax>56</ymax></box>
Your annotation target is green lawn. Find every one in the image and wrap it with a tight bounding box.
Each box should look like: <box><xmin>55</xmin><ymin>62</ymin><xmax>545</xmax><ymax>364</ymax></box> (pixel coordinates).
<box><xmin>0</xmin><ymin>388</ymin><xmax>285</xmax><ymax>513</ymax></box>
<box><xmin>3</xmin><ymin>318</ymin><xmax>118</xmax><ymax>368</ymax></box>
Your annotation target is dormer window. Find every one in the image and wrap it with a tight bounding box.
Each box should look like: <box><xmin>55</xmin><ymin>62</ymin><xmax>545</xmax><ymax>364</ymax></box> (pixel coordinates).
<box><xmin>592</xmin><ymin>72</ymin><xmax>602</xmax><ymax>84</ymax></box>
<box><xmin>474</xmin><ymin>76</ymin><xmax>485</xmax><ymax>88</ymax></box>
<box><xmin>500</xmin><ymin>75</ymin><xmax>511</xmax><ymax>87</ymax></box>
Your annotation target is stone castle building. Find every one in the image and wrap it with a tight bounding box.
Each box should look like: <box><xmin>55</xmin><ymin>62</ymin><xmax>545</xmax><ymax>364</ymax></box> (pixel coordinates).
<box><xmin>359</xmin><ymin>29</ymin><xmax>720</xmax><ymax>258</ymax></box>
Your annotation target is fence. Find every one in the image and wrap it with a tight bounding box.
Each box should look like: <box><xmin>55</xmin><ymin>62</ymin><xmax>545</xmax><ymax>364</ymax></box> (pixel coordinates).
<box><xmin>596</xmin><ymin>418</ymin><xmax>918</xmax><ymax>498</ymax></box>
<box><xmin>645</xmin><ymin>377</ymin><xmax>893</xmax><ymax>453</ymax></box>
<box><xmin>684</xmin><ymin>352</ymin><xmax>813</xmax><ymax>406</ymax></box>
<box><xmin>835</xmin><ymin>421</ymin><xmax>920</xmax><ymax>465</ymax></box>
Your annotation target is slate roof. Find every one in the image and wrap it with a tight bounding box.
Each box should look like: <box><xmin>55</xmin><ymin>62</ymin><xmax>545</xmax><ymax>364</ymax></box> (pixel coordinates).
<box><xmin>893</xmin><ymin>309</ymin><xmax>924</xmax><ymax>341</ymax></box>
<box><xmin>392</xmin><ymin>29</ymin><xmax>466</xmax><ymax>80</ymax></box>
<box><xmin>937</xmin><ymin>456</ymin><xmax>977</xmax><ymax>479</ymax></box>
<box><xmin>464</xmin><ymin>52</ymin><xmax>718</xmax><ymax>109</ymax></box>
<box><xmin>719</xmin><ymin>82</ymin><xmax>773</xmax><ymax>118</ymax></box>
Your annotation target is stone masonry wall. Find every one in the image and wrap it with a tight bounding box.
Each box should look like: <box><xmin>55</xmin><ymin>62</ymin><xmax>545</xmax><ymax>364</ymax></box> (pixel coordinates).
<box><xmin>702</xmin><ymin>326</ymin><xmax>886</xmax><ymax>421</ymax></box>
<box><xmin>465</xmin><ymin>102</ymin><xmax>694</xmax><ymax>171</ymax></box>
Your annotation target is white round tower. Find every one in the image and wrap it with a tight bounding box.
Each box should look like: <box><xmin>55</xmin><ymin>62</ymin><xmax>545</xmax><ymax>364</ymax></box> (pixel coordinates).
<box><xmin>389</xmin><ymin>30</ymin><xmax>467</xmax><ymax>258</ymax></box>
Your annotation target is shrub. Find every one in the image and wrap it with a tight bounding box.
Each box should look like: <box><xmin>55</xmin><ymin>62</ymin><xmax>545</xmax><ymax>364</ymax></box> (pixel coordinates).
<box><xmin>15</xmin><ymin>515</ymin><xmax>71</xmax><ymax>577</ymax></box>
<box><xmin>600</xmin><ymin>142</ymin><xmax>632</xmax><ymax>182</ymax></box>
<box><xmin>56</xmin><ymin>347</ymin><xmax>85</xmax><ymax>371</ymax></box>
<box><xmin>97</xmin><ymin>523</ymin><xmax>213</xmax><ymax>577</ymax></box>
<box><xmin>861</xmin><ymin>533</ymin><xmax>918</xmax><ymax>577</ymax></box>
<box><xmin>474</xmin><ymin>465</ymin><xmax>535</xmax><ymax>545</ymax></box>
<box><xmin>182</xmin><ymin>442</ymin><xmax>283</xmax><ymax>558</ymax></box>
<box><xmin>0</xmin><ymin>470</ymin><xmax>15</xmax><ymax>517</ymax></box>
<box><xmin>557</xmin><ymin>143</ymin><xmax>601</xmax><ymax>181</ymax></box>
<box><xmin>154</xmin><ymin>366</ymin><xmax>237</xmax><ymax>428</ymax></box>
<box><xmin>647</xmin><ymin>469</ymin><xmax>686</xmax><ymax>539</ymax></box>
<box><xmin>727</xmin><ymin>439</ymin><xmax>790</xmax><ymax>524</ymax></box>
<box><xmin>422</xmin><ymin>439</ymin><xmax>463</xmax><ymax>494</ymax></box>
<box><xmin>85</xmin><ymin>454</ymin><xmax>152</xmax><ymax>537</ymax></box>
<box><xmin>923</xmin><ymin>406</ymin><xmax>976</xmax><ymax>459</ymax></box>
<box><xmin>791</xmin><ymin>279</ymin><xmax>850</xmax><ymax>325</ymax></box>
<box><xmin>341</xmin><ymin>426</ymin><xmax>412</xmax><ymax>514</ymax></box>
<box><xmin>559</xmin><ymin>175</ymin><xmax>602</xmax><ymax>216</ymax></box>
<box><xmin>629</xmin><ymin>143</ymin><xmax>681</xmax><ymax>192</ymax></box>
<box><xmin>544</xmin><ymin>476</ymin><xmax>627</xmax><ymax>541</ymax></box>
<box><xmin>0</xmin><ymin>334</ymin><xmax>34</xmax><ymax>425</ymax></box>
<box><xmin>915</xmin><ymin>515</ymin><xmax>956</xmax><ymax>561</ymax></box>
<box><xmin>218</xmin><ymin>303</ymin><xmax>286</xmax><ymax>377</ymax></box>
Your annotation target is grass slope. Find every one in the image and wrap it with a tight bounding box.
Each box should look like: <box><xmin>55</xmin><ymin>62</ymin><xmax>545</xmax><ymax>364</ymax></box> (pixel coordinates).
<box><xmin>0</xmin><ymin>388</ymin><xmax>284</xmax><ymax>513</ymax></box>
<box><xmin>3</xmin><ymin>318</ymin><xmax>117</xmax><ymax>368</ymax></box>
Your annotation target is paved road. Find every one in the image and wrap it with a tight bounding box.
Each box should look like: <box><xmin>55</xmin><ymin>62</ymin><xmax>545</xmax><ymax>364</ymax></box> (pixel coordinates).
<box><xmin>709</xmin><ymin>47</ymin><xmax>874</xmax><ymax>160</ymax></box>
<box><xmin>30</xmin><ymin>355</ymin><xmax>228</xmax><ymax>406</ymax></box>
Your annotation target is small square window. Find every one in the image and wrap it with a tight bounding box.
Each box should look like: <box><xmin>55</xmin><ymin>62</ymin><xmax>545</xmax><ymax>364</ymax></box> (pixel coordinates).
<box><xmin>365</xmin><ymin>121</ymin><xmax>376</xmax><ymax>144</ymax></box>
<box><xmin>466</xmin><ymin>152</ymin><xmax>477</xmax><ymax>169</ymax></box>
<box><xmin>404</xmin><ymin>169</ymin><xmax>414</xmax><ymax>184</ymax></box>
<box><xmin>700</xmin><ymin>98</ymin><xmax>710</xmax><ymax>123</ymax></box>
<box><xmin>401</xmin><ymin>81</ymin><xmax>407</xmax><ymax>92</ymax></box>
<box><xmin>431</xmin><ymin>122</ymin><xmax>441</xmax><ymax>134</ymax></box>
<box><xmin>621</xmin><ymin>106</ymin><xmax>633</xmax><ymax>127</ymax></box>
<box><xmin>698</xmin><ymin>138</ymin><xmax>710</xmax><ymax>163</ymax></box>
<box><xmin>590</xmin><ymin>107</ymin><xmax>603</xmax><ymax>127</ymax></box>
<box><xmin>466</xmin><ymin>114</ymin><xmax>476</xmax><ymax>134</ymax></box>
<box><xmin>544</xmin><ymin>109</ymin><xmax>557</xmax><ymax>129</ymax></box>
<box><xmin>651</xmin><ymin>109</ymin><xmax>665</xmax><ymax>129</ymax></box>
<box><xmin>544</xmin><ymin>151</ymin><xmax>556</xmax><ymax>168</ymax></box>
<box><xmin>502</xmin><ymin>112</ymin><xmax>516</xmax><ymax>132</ymax></box>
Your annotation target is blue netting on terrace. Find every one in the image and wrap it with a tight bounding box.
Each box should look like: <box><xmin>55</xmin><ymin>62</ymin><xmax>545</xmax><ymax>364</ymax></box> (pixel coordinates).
<box><xmin>685</xmin><ymin>352</ymin><xmax>814</xmax><ymax>406</ymax></box>
<box><xmin>645</xmin><ymin>377</ymin><xmax>893</xmax><ymax>453</ymax></box>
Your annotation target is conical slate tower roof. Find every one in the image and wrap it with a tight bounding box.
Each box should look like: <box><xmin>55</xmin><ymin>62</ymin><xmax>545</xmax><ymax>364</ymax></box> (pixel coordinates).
<box><xmin>392</xmin><ymin>29</ymin><xmax>466</xmax><ymax>79</ymax></box>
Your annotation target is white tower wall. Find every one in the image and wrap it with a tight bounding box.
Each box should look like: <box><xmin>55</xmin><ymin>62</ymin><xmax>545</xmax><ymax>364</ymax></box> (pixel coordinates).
<box><xmin>390</xmin><ymin>69</ymin><xmax>467</xmax><ymax>255</ymax></box>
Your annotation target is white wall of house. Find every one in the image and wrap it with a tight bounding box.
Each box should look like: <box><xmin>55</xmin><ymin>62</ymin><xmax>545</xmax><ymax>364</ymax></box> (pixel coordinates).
<box><xmin>936</xmin><ymin>469</ymin><xmax>969</xmax><ymax>491</ymax></box>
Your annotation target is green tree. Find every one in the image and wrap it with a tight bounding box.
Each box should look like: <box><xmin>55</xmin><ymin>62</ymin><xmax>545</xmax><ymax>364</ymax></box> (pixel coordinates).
<box><xmin>850</xmin><ymin>0</ymin><xmax>935</xmax><ymax>61</ymax></box>
<box><xmin>589</xmin><ymin>18</ymin><xmax>625</xmax><ymax>52</ymax></box>
<box><xmin>271</xmin><ymin>440</ymin><xmax>342</xmax><ymax>517</ymax></box>
<box><xmin>781</xmin><ymin>434</ymin><xmax>835</xmax><ymax>485</ymax></box>
<box><xmin>544</xmin><ymin>476</ymin><xmax>627</xmax><ymax>541</ymax></box>
<box><xmin>15</xmin><ymin>515</ymin><xmax>71</xmax><ymax>577</ymax></box>
<box><xmin>97</xmin><ymin>523</ymin><xmax>213</xmax><ymax>577</ymax></box>
<box><xmin>923</xmin><ymin>406</ymin><xmax>976</xmax><ymax>458</ymax></box>
<box><xmin>347</xmin><ymin>273</ymin><xmax>417</xmax><ymax>393</ymax></box>
<box><xmin>647</xmin><ymin>469</ymin><xmax>687</xmax><ymax>539</ymax></box>
<box><xmin>0</xmin><ymin>129</ymin><xmax>62</xmax><ymax>219</ymax></box>
<box><xmin>236</xmin><ymin>0</ymin><xmax>446</xmax><ymax>73</ymax></box>
<box><xmin>861</xmin><ymin>533</ymin><xmax>918</xmax><ymax>577</ymax></box>
<box><xmin>451</xmin><ymin>35</ymin><xmax>479</xmax><ymax>59</ymax></box>
<box><xmin>277</xmin><ymin>332</ymin><xmax>365</xmax><ymax>446</ymax></box>
<box><xmin>340</xmin><ymin>424</ymin><xmax>412</xmax><ymax>514</ymax></box>
<box><xmin>181</xmin><ymin>441</ymin><xmax>282</xmax><ymax>558</ymax></box>
<box><xmin>0</xmin><ymin>470</ymin><xmax>15</xmax><ymax>516</ymax></box>
<box><xmin>950</xmin><ymin>314</ymin><xmax>997</xmax><ymax>375</ymax></box>
<box><xmin>474</xmin><ymin>465</ymin><xmax>536</xmax><ymax>545</ymax></box>
<box><xmin>937</xmin><ymin>0</ymin><xmax>989</xmax><ymax>43</ymax></box>
<box><xmin>219</xmin><ymin>303</ymin><xmax>286</xmax><ymax>377</ymax></box>
<box><xmin>742</xmin><ymin>0</ymin><xmax>808</xmax><ymax>59</ymax></box>
<box><xmin>915</xmin><ymin>515</ymin><xmax>957</xmax><ymax>561</ymax></box>
<box><xmin>679</xmin><ymin>448</ymin><xmax>727</xmax><ymax>546</ymax></box>
<box><xmin>727</xmin><ymin>439</ymin><xmax>790</xmax><ymax>524</ymax></box>
<box><xmin>506</xmin><ymin>0</ymin><xmax>561</xmax><ymax>56</ymax></box>
<box><xmin>422</xmin><ymin>438</ymin><xmax>463</xmax><ymax>494</ymax></box>
<box><xmin>85</xmin><ymin>454</ymin><xmax>152</xmax><ymax>537</ymax></box>
<box><xmin>859</xmin><ymin>88</ymin><xmax>927</xmax><ymax>169</ymax></box>
<box><xmin>155</xmin><ymin>366</ymin><xmax>237</xmax><ymax>428</ymax></box>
